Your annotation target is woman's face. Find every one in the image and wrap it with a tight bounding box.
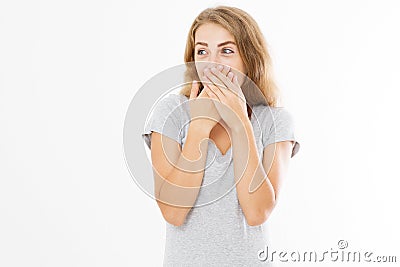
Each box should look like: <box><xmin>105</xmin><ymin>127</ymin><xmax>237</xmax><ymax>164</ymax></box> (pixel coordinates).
<box><xmin>194</xmin><ymin>23</ymin><xmax>247</xmax><ymax>84</ymax></box>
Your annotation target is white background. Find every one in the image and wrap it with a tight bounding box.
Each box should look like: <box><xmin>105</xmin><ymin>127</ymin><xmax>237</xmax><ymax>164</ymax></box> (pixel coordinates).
<box><xmin>1</xmin><ymin>0</ymin><xmax>399</xmax><ymax>266</ymax></box>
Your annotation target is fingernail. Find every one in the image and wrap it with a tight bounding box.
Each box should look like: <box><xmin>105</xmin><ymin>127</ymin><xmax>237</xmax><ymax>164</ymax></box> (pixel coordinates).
<box><xmin>217</xmin><ymin>65</ymin><xmax>223</xmax><ymax>71</ymax></box>
<box><xmin>211</xmin><ymin>67</ymin><xmax>217</xmax><ymax>72</ymax></box>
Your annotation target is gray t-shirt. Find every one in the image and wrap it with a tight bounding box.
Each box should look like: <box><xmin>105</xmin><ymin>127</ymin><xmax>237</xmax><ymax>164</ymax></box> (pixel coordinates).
<box><xmin>142</xmin><ymin>93</ymin><xmax>300</xmax><ymax>266</ymax></box>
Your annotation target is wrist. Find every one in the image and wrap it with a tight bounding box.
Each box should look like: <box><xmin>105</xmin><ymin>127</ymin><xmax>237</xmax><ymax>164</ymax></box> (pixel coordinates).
<box><xmin>230</xmin><ymin>116</ymin><xmax>252</xmax><ymax>134</ymax></box>
<box><xmin>189</xmin><ymin>120</ymin><xmax>212</xmax><ymax>136</ymax></box>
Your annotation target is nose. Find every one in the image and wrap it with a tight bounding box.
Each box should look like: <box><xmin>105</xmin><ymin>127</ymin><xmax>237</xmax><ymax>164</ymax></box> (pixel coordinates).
<box><xmin>196</xmin><ymin>52</ymin><xmax>222</xmax><ymax>78</ymax></box>
<box><xmin>208</xmin><ymin>53</ymin><xmax>220</xmax><ymax>65</ymax></box>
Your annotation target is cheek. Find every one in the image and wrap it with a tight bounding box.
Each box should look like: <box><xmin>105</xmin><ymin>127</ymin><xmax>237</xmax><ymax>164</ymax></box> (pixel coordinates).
<box><xmin>228</xmin><ymin>60</ymin><xmax>247</xmax><ymax>85</ymax></box>
<box><xmin>221</xmin><ymin>58</ymin><xmax>246</xmax><ymax>74</ymax></box>
<box><xmin>234</xmin><ymin>59</ymin><xmax>247</xmax><ymax>75</ymax></box>
<box><xmin>194</xmin><ymin>62</ymin><xmax>205</xmax><ymax>78</ymax></box>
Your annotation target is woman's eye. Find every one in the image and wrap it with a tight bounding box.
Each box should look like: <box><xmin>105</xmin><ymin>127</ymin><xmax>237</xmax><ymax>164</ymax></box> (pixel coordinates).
<box><xmin>223</xmin><ymin>48</ymin><xmax>234</xmax><ymax>54</ymax></box>
<box><xmin>197</xmin><ymin>49</ymin><xmax>206</xmax><ymax>55</ymax></box>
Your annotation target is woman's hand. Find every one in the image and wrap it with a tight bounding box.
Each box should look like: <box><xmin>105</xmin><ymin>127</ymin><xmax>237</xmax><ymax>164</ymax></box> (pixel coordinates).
<box><xmin>188</xmin><ymin>79</ymin><xmax>221</xmax><ymax>133</ymax></box>
<box><xmin>202</xmin><ymin>65</ymin><xmax>249</xmax><ymax>132</ymax></box>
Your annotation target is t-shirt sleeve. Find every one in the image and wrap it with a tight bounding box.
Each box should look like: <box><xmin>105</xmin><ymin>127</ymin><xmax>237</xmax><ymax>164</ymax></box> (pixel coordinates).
<box><xmin>263</xmin><ymin>107</ymin><xmax>300</xmax><ymax>158</ymax></box>
<box><xmin>141</xmin><ymin>94</ymin><xmax>183</xmax><ymax>150</ymax></box>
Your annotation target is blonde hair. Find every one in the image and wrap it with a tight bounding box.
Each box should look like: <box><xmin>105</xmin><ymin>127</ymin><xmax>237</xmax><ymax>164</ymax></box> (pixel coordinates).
<box><xmin>179</xmin><ymin>6</ymin><xmax>281</xmax><ymax>109</ymax></box>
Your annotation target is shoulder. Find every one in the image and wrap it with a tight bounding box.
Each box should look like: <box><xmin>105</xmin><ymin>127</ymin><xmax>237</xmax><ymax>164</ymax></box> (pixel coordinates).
<box><xmin>154</xmin><ymin>93</ymin><xmax>188</xmax><ymax>107</ymax></box>
<box><xmin>252</xmin><ymin>104</ymin><xmax>295</xmax><ymax>125</ymax></box>
<box><xmin>253</xmin><ymin>104</ymin><xmax>300</xmax><ymax>157</ymax></box>
<box><xmin>151</xmin><ymin>93</ymin><xmax>188</xmax><ymax>115</ymax></box>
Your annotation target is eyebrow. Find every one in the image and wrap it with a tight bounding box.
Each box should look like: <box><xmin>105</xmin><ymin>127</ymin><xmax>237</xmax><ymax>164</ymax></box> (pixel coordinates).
<box><xmin>195</xmin><ymin>41</ymin><xmax>236</xmax><ymax>47</ymax></box>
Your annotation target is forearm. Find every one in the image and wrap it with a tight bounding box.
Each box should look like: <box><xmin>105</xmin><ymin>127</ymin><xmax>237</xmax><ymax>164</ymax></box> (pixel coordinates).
<box><xmin>231</xmin><ymin>119</ymin><xmax>276</xmax><ymax>225</ymax></box>
<box><xmin>157</xmin><ymin>122</ymin><xmax>210</xmax><ymax>221</ymax></box>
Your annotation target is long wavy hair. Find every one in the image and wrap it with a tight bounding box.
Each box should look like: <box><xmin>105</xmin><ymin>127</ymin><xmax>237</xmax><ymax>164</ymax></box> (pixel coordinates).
<box><xmin>179</xmin><ymin>6</ymin><xmax>281</xmax><ymax>119</ymax></box>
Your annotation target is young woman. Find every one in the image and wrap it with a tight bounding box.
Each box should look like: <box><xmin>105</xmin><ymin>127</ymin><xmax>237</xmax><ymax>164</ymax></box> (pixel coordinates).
<box><xmin>142</xmin><ymin>6</ymin><xmax>300</xmax><ymax>266</ymax></box>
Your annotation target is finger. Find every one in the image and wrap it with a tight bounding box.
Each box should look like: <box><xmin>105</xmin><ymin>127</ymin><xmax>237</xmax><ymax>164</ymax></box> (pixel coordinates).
<box><xmin>206</xmin><ymin>84</ymin><xmax>226</xmax><ymax>103</ymax></box>
<box><xmin>204</xmin><ymin>68</ymin><xmax>227</xmax><ymax>96</ymax></box>
<box><xmin>232</xmin><ymin>74</ymin><xmax>246</xmax><ymax>101</ymax></box>
<box><xmin>225</xmin><ymin>71</ymin><xmax>243</xmax><ymax>99</ymax></box>
<box><xmin>197</xmin><ymin>87</ymin><xmax>208</xmax><ymax>98</ymax></box>
<box><xmin>204</xmin><ymin>86</ymin><xmax>221</xmax><ymax>103</ymax></box>
<box><xmin>198</xmin><ymin>78</ymin><xmax>209</xmax><ymax>98</ymax></box>
<box><xmin>203</xmin><ymin>63</ymin><xmax>217</xmax><ymax>76</ymax></box>
<box><xmin>227</xmin><ymin>71</ymin><xmax>234</xmax><ymax>83</ymax></box>
<box><xmin>216</xmin><ymin>64</ymin><xmax>231</xmax><ymax>76</ymax></box>
<box><xmin>203</xmin><ymin>75</ymin><xmax>226</xmax><ymax>100</ymax></box>
<box><xmin>233</xmin><ymin>74</ymin><xmax>241</xmax><ymax>88</ymax></box>
<box><xmin>199</xmin><ymin>71</ymin><xmax>212</xmax><ymax>91</ymax></box>
<box><xmin>223</xmin><ymin>71</ymin><xmax>245</xmax><ymax>101</ymax></box>
<box><xmin>209</xmin><ymin>67</ymin><xmax>240</xmax><ymax>96</ymax></box>
<box><xmin>189</xmin><ymin>80</ymin><xmax>199</xmax><ymax>99</ymax></box>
